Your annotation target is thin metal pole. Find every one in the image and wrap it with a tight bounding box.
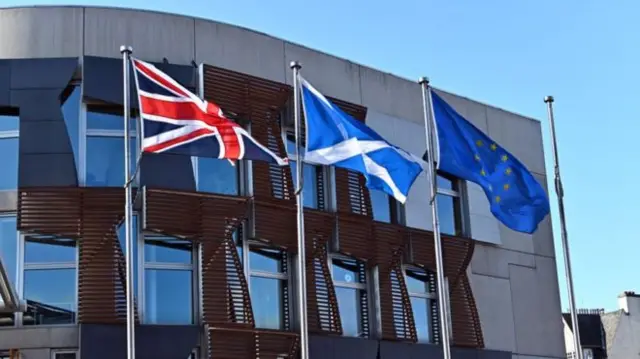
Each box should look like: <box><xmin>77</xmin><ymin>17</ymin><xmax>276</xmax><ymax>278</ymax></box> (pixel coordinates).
<box><xmin>544</xmin><ymin>96</ymin><xmax>582</xmax><ymax>359</ymax></box>
<box><xmin>419</xmin><ymin>77</ymin><xmax>452</xmax><ymax>359</ymax></box>
<box><xmin>291</xmin><ymin>61</ymin><xmax>309</xmax><ymax>359</ymax></box>
<box><xmin>120</xmin><ymin>45</ymin><xmax>136</xmax><ymax>359</ymax></box>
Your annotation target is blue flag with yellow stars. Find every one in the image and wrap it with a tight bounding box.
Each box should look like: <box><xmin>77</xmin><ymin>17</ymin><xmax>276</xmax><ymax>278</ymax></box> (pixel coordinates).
<box><xmin>430</xmin><ymin>90</ymin><xmax>550</xmax><ymax>234</ymax></box>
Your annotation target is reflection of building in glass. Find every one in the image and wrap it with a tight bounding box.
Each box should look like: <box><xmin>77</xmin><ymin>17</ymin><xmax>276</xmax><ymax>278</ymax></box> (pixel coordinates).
<box><xmin>0</xmin><ymin>6</ymin><xmax>563</xmax><ymax>359</ymax></box>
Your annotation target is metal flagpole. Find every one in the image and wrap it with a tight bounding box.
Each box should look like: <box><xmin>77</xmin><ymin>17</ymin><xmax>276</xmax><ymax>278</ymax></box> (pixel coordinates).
<box><xmin>544</xmin><ymin>96</ymin><xmax>583</xmax><ymax>359</ymax></box>
<box><xmin>419</xmin><ymin>77</ymin><xmax>452</xmax><ymax>359</ymax></box>
<box><xmin>290</xmin><ymin>61</ymin><xmax>310</xmax><ymax>359</ymax></box>
<box><xmin>120</xmin><ymin>45</ymin><xmax>136</xmax><ymax>359</ymax></box>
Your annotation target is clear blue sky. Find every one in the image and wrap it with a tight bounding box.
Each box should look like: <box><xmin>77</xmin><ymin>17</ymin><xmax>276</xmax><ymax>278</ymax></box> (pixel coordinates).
<box><xmin>10</xmin><ymin>0</ymin><xmax>638</xmax><ymax>311</ymax></box>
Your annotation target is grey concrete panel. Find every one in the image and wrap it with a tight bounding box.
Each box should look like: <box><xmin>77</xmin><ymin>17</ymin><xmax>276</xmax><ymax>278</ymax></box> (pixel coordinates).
<box><xmin>468</xmin><ymin>272</ymin><xmax>516</xmax><ymax>353</ymax></box>
<box><xmin>285</xmin><ymin>42</ymin><xmax>362</xmax><ymax>105</ymax></box>
<box><xmin>140</xmin><ymin>153</ymin><xmax>196</xmax><ymax>191</ymax></box>
<box><xmin>0</xmin><ymin>60</ymin><xmax>10</xmax><ymax>106</ymax></box>
<box><xmin>0</xmin><ymin>7</ymin><xmax>83</xmax><ymax>59</ymax></box>
<box><xmin>485</xmin><ymin>105</ymin><xmax>546</xmax><ymax>176</ymax></box>
<box><xmin>0</xmin><ymin>191</ymin><xmax>17</xmax><ymax>212</ymax></box>
<box><xmin>470</xmin><ymin>244</ymin><xmax>535</xmax><ymax>278</ymax></box>
<box><xmin>10</xmin><ymin>57</ymin><xmax>78</xmax><ymax>90</ymax></box>
<box><xmin>83</xmin><ymin>7</ymin><xmax>195</xmax><ymax>64</ymax></box>
<box><xmin>19</xmin><ymin>121</ymin><xmax>72</xmax><ymax>154</ymax></box>
<box><xmin>19</xmin><ymin>153</ymin><xmax>77</xmax><ymax>187</ymax></box>
<box><xmin>359</xmin><ymin>66</ymin><xmax>423</xmax><ymax>123</ymax></box>
<box><xmin>12</xmin><ymin>349</ymin><xmax>50</xmax><ymax>359</ymax></box>
<box><xmin>0</xmin><ymin>326</ymin><xmax>78</xmax><ymax>350</ymax></box>
<box><xmin>509</xmin><ymin>257</ymin><xmax>565</xmax><ymax>358</ymax></box>
<box><xmin>195</xmin><ymin>20</ymin><xmax>286</xmax><ymax>83</ymax></box>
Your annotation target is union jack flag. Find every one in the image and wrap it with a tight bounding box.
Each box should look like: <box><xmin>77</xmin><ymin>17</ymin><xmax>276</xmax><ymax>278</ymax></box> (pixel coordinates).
<box><xmin>131</xmin><ymin>58</ymin><xmax>288</xmax><ymax>165</ymax></box>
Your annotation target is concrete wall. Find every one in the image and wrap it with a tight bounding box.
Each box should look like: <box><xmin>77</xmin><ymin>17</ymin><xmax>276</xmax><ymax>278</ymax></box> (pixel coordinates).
<box><xmin>0</xmin><ymin>326</ymin><xmax>78</xmax><ymax>357</ymax></box>
<box><xmin>0</xmin><ymin>6</ymin><xmax>564</xmax><ymax>358</ymax></box>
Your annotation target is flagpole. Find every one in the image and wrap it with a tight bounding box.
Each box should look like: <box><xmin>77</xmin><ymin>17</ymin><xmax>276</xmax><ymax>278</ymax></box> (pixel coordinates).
<box><xmin>290</xmin><ymin>61</ymin><xmax>309</xmax><ymax>359</ymax></box>
<box><xmin>544</xmin><ymin>96</ymin><xmax>582</xmax><ymax>359</ymax></box>
<box><xmin>419</xmin><ymin>77</ymin><xmax>452</xmax><ymax>359</ymax></box>
<box><xmin>120</xmin><ymin>45</ymin><xmax>136</xmax><ymax>359</ymax></box>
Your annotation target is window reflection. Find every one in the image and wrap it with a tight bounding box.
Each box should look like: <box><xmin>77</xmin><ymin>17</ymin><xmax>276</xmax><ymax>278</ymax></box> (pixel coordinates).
<box><xmin>405</xmin><ymin>268</ymin><xmax>434</xmax><ymax>343</ymax></box>
<box><xmin>0</xmin><ymin>217</ymin><xmax>17</xmax><ymax>327</ymax></box>
<box><xmin>250</xmin><ymin>277</ymin><xmax>284</xmax><ymax>329</ymax></box>
<box><xmin>0</xmin><ymin>138</ymin><xmax>18</xmax><ymax>190</ymax></box>
<box><xmin>144</xmin><ymin>237</ymin><xmax>192</xmax><ymax>264</ymax></box>
<box><xmin>144</xmin><ymin>269</ymin><xmax>192</xmax><ymax>324</ymax></box>
<box><xmin>87</xmin><ymin>110</ymin><xmax>137</xmax><ymax>131</ymax></box>
<box><xmin>335</xmin><ymin>287</ymin><xmax>361</xmax><ymax>337</ymax></box>
<box><xmin>370</xmin><ymin>190</ymin><xmax>392</xmax><ymax>223</ymax></box>
<box><xmin>437</xmin><ymin>194</ymin><xmax>458</xmax><ymax>236</ymax></box>
<box><xmin>86</xmin><ymin>137</ymin><xmax>137</xmax><ymax>187</ymax></box>
<box><xmin>25</xmin><ymin>238</ymin><xmax>75</xmax><ymax>263</ymax></box>
<box><xmin>0</xmin><ymin>114</ymin><xmax>18</xmax><ymax>131</ymax></box>
<box><xmin>286</xmin><ymin>136</ymin><xmax>320</xmax><ymax>209</ymax></box>
<box><xmin>197</xmin><ymin>157</ymin><xmax>238</xmax><ymax>195</ymax></box>
<box><xmin>62</xmin><ymin>86</ymin><xmax>81</xmax><ymax>171</ymax></box>
<box><xmin>332</xmin><ymin>258</ymin><xmax>362</xmax><ymax>284</ymax></box>
<box><xmin>23</xmin><ymin>269</ymin><xmax>76</xmax><ymax>325</ymax></box>
<box><xmin>249</xmin><ymin>247</ymin><xmax>283</xmax><ymax>273</ymax></box>
<box><xmin>117</xmin><ymin>216</ymin><xmax>139</xmax><ymax>295</ymax></box>
<box><xmin>410</xmin><ymin>296</ymin><xmax>430</xmax><ymax>342</ymax></box>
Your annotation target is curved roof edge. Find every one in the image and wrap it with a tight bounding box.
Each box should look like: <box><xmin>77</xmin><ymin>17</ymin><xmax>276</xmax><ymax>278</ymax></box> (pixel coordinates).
<box><xmin>0</xmin><ymin>4</ymin><xmax>542</xmax><ymax>123</ymax></box>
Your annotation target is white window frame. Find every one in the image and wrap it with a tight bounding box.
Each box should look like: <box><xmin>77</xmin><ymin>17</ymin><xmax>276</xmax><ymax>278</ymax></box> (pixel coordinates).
<box><xmin>51</xmin><ymin>349</ymin><xmax>78</xmax><ymax>359</ymax></box>
<box><xmin>139</xmin><ymin>231</ymin><xmax>198</xmax><ymax>325</ymax></box>
<box><xmin>402</xmin><ymin>265</ymin><xmax>438</xmax><ymax>343</ymax></box>
<box><xmin>328</xmin><ymin>254</ymin><xmax>370</xmax><ymax>338</ymax></box>
<box><xmin>17</xmin><ymin>232</ymin><xmax>79</xmax><ymax>327</ymax></box>
<box><xmin>435</xmin><ymin>173</ymin><xmax>467</xmax><ymax>236</ymax></box>
<box><xmin>241</xmin><ymin>234</ymin><xmax>291</xmax><ymax>330</ymax></box>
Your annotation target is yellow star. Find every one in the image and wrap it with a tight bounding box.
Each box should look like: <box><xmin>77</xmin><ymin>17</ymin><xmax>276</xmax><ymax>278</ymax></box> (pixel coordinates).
<box><xmin>490</xmin><ymin>143</ymin><xmax>497</xmax><ymax>151</ymax></box>
<box><xmin>495</xmin><ymin>195</ymin><xmax>501</xmax><ymax>203</ymax></box>
<box><xmin>480</xmin><ymin>169</ymin><xmax>486</xmax><ymax>176</ymax></box>
<box><xmin>501</xmin><ymin>154</ymin><xmax>508</xmax><ymax>162</ymax></box>
<box><xmin>503</xmin><ymin>183</ymin><xmax>510</xmax><ymax>191</ymax></box>
<box><xmin>505</xmin><ymin>168</ymin><xmax>512</xmax><ymax>175</ymax></box>
<box><xmin>474</xmin><ymin>154</ymin><xmax>481</xmax><ymax>161</ymax></box>
<box><xmin>476</xmin><ymin>140</ymin><xmax>483</xmax><ymax>147</ymax></box>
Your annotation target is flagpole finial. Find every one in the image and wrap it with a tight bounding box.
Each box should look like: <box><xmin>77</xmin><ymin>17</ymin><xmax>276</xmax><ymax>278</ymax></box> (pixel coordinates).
<box><xmin>120</xmin><ymin>45</ymin><xmax>133</xmax><ymax>54</ymax></box>
<box><xmin>544</xmin><ymin>95</ymin><xmax>554</xmax><ymax>103</ymax></box>
<box><xmin>290</xmin><ymin>61</ymin><xmax>301</xmax><ymax>70</ymax></box>
<box><xmin>418</xmin><ymin>76</ymin><xmax>430</xmax><ymax>85</ymax></box>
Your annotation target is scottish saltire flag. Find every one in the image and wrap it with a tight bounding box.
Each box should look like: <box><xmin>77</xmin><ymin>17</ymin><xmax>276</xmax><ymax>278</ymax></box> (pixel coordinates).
<box><xmin>131</xmin><ymin>58</ymin><xmax>287</xmax><ymax>165</ymax></box>
<box><xmin>299</xmin><ymin>76</ymin><xmax>424</xmax><ymax>204</ymax></box>
<box><xmin>430</xmin><ymin>90</ymin><xmax>550</xmax><ymax>233</ymax></box>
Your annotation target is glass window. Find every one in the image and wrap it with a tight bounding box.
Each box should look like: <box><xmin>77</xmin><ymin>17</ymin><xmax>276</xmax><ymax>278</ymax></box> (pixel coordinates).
<box><xmin>436</xmin><ymin>173</ymin><xmax>463</xmax><ymax>236</ymax></box>
<box><xmin>246</xmin><ymin>244</ymin><xmax>288</xmax><ymax>330</ymax></box>
<box><xmin>404</xmin><ymin>268</ymin><xmax>436</xmax><ymax>343</ymax></box>
<box><xmin>143</xmin><ymin>234</ymin><xmax>194</xmax><ymax>325</ymax></box>
<box><xmin>0</xmin><ymin>137</ymin><xmax>18</xmax><ymax>190</ymax></box>
<box><xmin>370</xmin><ymin>190</ymin><xmax>392</xmax><ymax>223</ymax></box>
<box><xmin>87</xmin><ymin>110</ymin><xmax>137</xmax><ymax>131</ymax></box>
<box><xmin>285</xmin><ymin>134</ymin><xmax>321</xmax><ymax>209</ymax></box>
<box><xmin>0</xmin><ymin>114</ymin><xmax>18</xmax><ymax>132</ymax></box>
<box><xmin>117</xmin><ymin>215</ymin><xmax>139</xmax><ymax>295</ymax></box>
<box><xmin>197</xmin><ymin>157</ymin><xmax>238</xmax><ymax>195</ymax></box>
<box><xmin>331</xmin><ymin>256</ymin><xmax>367</xmax><ymax>338</ymax></box>
<box><xmin>0</xmin><ymin>217</ymin><xmax>17</xmax><ymax>327</ymax></box>
<box><xmin>23</xmin><ymin>236</ymin><xmax>77</xmax><ymax>326</ymax></box>
<box><xmin>86</xmin><ymin>137</ymin><xmax>137</xmax><ymax>187</ymax></box>
<box><xmin>62</xmin><ymin>86</ymin><xmax>81</xmax><ymax>171</ymax></box>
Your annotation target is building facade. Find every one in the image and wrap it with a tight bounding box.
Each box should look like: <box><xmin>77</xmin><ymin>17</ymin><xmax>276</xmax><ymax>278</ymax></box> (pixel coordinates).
<box><xmin>0</xmin><ymin>6</ymin><xmax>565</xmax><ymax>359</ymax></box>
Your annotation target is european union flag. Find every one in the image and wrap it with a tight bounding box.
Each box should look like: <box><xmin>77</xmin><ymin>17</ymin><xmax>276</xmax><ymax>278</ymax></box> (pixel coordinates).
<box><xmin>430</xmin><ymin>91</ymin><xmax>550</xmax><ymax>234</ymax></box>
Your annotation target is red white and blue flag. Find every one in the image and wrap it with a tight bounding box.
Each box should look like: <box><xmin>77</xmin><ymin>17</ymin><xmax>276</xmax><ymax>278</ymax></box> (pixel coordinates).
<box><xmin>131</xmin><ymin>58</ymin><xmax>288</xmax><ymax>165</ymax></box>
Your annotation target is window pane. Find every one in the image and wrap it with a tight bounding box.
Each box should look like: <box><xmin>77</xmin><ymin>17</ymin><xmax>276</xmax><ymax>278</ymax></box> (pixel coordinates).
<box><xmin>0</xmin><ymin>217</ymin><xmax>17</xmax><ymax>286</ymax></box>
<box><xmin>405</xmin><ymin>269</ymin><xmax>429</xmax><ymax>294</ymax></box>
<box><xmin>87</xmin><ymin>110</ymin><xmax>137</xmax><ymax>131</ymax></box>
<box><xmin>437</xmin><ymin>194</ymin><xmax>458</xmax><ymax>236</ymax></box>
<box><xmin>249</xmin><ymin>247</ymin><xmax>283</xmax><ymax>273</ymax></box>
<box><xmin>289</xmin><ymin>161</ymin><xmax>318</xmax><ymax>209</ymax></box>
<box><xmin>197</xmin><ymin>157</ymin><xmax>238</xmax><ymax>195</ymax></box>
<box><xmin>335</xmin><ymin>287</ymin><xmax>361</xmax><ymax>337</ymax></box>
<box><xmin>250</xmin><ymin>277</ymin><xmax>284</xmax><ymax>329</ymax></box>
<box><xmin>144</xmin><ymin>237</ymin><xmax>192</xmax><ymax>264</ymax></box>
<box><xmin>86</xmin><ymin>137</ymin><xmax>137</xmax><ymax>187</ymax></box>
<box><xmin>144</xmin><ymin>269</ymin><xmax>192</xmax><ymax>324</ymax></box>
<box><xmin>62</xmin><ymin>86</ymin><xmax>81</xmax><ymax>171</ymax></box>
<box><xmin>370</xmin><ymin>190</ymin><xmax>391</xmax><ymax>223</ymax></box>
<box><xmin>436</xmin><ymin>175</ymin><xmax>453</xmax><ymax>191</ymax></box>
<box><xmin>285</xmin><ymin>136</ymin><xmax>303</xmax><ymax>156</ymax></box>
<box><xmin>410</xmin><ymin>296</ymin><xmax>430</xmax><ymax>343</ymax></box>
<box><xmin>23</xmin><ymin>269</ymin><xmax>76</xmax><ymax>325</ymax></box>
<box><xmin>332</xmin><ymin>258</ymin><xmax>361</xmax><ymax>284</ymax></box>
<box><xmin>117</xmin><ymin>216</ymin><xmax>139</xmax><ymax>294</ymax></box>
<box><xmin>0</xmin><ymin>138</ymin><xmax>18</xmax><ymax>190</ymax></box>
<box><xmin>25</xmin><ymin>237</ymin><xmax>76</xmax><ymax>264</ymax></box>
<box><xmin>0</xmin><ymin>114</ymin><xmax>18</xmax><ymax>132</ymax></box>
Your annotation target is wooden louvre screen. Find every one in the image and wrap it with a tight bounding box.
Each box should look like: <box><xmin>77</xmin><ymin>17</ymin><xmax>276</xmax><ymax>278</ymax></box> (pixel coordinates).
<box><xmin>17</xmin><ymin>187</ymin><xmax>139</xmax><ymax>324</ymax></box>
